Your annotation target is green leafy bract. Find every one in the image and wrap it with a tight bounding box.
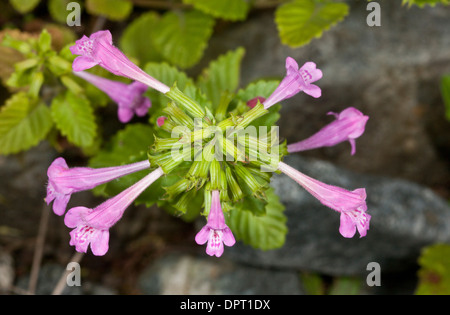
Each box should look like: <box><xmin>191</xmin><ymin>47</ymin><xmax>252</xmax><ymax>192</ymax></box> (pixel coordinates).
<box><xmin>275</xmin><ymin>0</ymin><xmax>349</xmax><ymax>48</ymax></box>
<box><xmin>153</xmin><ymin>10</ymin><xmax>215</xmax><ymax>69</ymax></box>
<box><xmin>183</xmin><ymin>0</ymin><xmax>250</xmax><ymax>21</ymax></box>
<box><xmin>9</xmin><ymin>0</ymin><xmax>41</xmax><ymax>14</ymax></box>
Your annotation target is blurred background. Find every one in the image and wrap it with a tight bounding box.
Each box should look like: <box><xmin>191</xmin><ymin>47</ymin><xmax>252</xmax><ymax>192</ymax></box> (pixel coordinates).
<box><xmin>0</xmin><ymin>0</ymin><xmax>449</xmax><ymax>295</ymax></box>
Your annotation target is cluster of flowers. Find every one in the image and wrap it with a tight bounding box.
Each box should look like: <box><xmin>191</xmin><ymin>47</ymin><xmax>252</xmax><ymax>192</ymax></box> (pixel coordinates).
<box><xmin>45</xmin><ymin>30</ymin><xmax>370</xmax><ymax>257</ymax></box>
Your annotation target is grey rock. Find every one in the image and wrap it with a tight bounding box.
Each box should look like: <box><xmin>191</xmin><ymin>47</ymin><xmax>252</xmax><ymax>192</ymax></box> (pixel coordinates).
<box><xmin>15</xmin><ymin>263</ymin><xmax>116</xmax><ymax>295</ymax></box>
<box><xmin>225</xmin><ymin>155</ymin><xmax>450</xmax><ymax>276</ymax></box>
<box><xmin>138</xmin><ymin>252</ymin><xmax>305</xmax><ymax>295</ymax></box>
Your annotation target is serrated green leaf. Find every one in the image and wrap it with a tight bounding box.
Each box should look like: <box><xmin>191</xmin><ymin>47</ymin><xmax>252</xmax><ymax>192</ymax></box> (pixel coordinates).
<box><xmin>441</xmin><ymin>74</ymin><xmax>450</xmax><ymax>121</ymax></box>
<box><xmin>143</xmin><ymin>62</ymin><xmax>193</xmax><ymax>124</ymax></box>
<box><xmin>88</xmin><ymin>123</ymin><xmax>175</xmax><ymax>207</ymax></box>
<box><xmin>50</xmin><ymin>91</ymin><xmax>96</xmax><ymax>148</ymax></box>
<box><xmin>153</xmin><ymin>10</ymin><xmax>215</xmax><ymax>69</ymax></box>
<box><xmin>28</xmin><ymin>71</ymin><xmax>44</xmax><ymax>98</ymax></box>
<box><xmin>9</xmin><ymin>0</ymin><xmax>41</xmax><ymax>14</ymax></box>
<box><xmin>0</xmin><ymin>92</ymin><xmax>53</xmax><ymax>155</ymax></box>
<box><xmin>86</xmin><ymin>0</ymin><xmax>133</xmax><ymax>21</ymax></box>
<box><xmin>402</xmin><ymin>0</ymin><xmax>449</xmax><ymax>7</ymax></box>
<box><xmin>275</xmin><ymin>0</ymin><xmax>349</xmax><ymax>48</ymax></box>
<box><xmin>144</xmin><ymin>62</ymin><xmax>193</xmax><ymax>93</ymax></box>
<box><xmin>228</xmin><ymin>187</ymin><xmax>287</xmax><ymax>250</ymax></box>
<box><xmin>49</xmin><ymin>0</ymin><xmax>83</xmax><ymax>24</ymax></box>
<box><xmin>197</xmin><ymin>47</ymin><xmax>245</xmax><ymax>109</ymax></box>
<box><xmin>183</xmin><ymin>0</ymin><xmax>250</xmax><ymax>21</ymax></box>
<box><xmin>415</xmin><ymin>243</ymin><xmax>450</xmax><ymax>295</ymax></box>
<box><xmin>119</xmin><ymin>11</ymin><xmax>162</xmax><ymax>66</ymax></box>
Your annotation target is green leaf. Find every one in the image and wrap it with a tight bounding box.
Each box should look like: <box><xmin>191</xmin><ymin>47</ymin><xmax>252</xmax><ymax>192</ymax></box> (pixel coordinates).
<box><xmin>236</xmin><ymin>80</ymin><xmax>281</xmax><ymax>128</ymax></box>
<box><xmin>143</xmin><ymin>62</ymin><xmax>193</xmax><ymax>124</ymax></box>
<box><xmin>197</xmin><ymin>47</ymin><xmax>245</xmax><ymax>109</ymax></box>
<box><xmin>153</xmin><ymin>10</ymin><xmax>215</xmax><ymax>69</ymax></box>
<box><xmin>299</xmin><ymin>273</ymin><xmax>326</xmax><ymax>295</ymax></box>
<box><xmin>183</xmin><ymin>0</ymin><xmax>250</xmax><ymax>21</ymax></box>
<box><xmin>0</xmin><ymin>92</ymin><xmax>53</xmax><ymax>155</ymax></box>
<box><xmin>89</xmin><ymin>123</ymin><xmax>173</xmax><ymax>207</ymax></box>
<box><xmin>86</xmin><ymin>0</ymin><xmax>133</xmax><ymax>21</ymax></box>
<box><xmin>441</xmin><ymin>74</ymin><xmax>450</xmax><ymax>121</ymax></box>
<box><xmin>48</xmin><ymin>0</ymin><xmax>83</xmax><ymax>24</ymax></box>
<box><xmin>228</xmin><ymin>187</ymin><xmax>287</xmax><ymax>250</ymax></box>
<box><xmin>144</xmin><ymin>62</ymin><xmax>193</xmax><ymax>94</ymax></box>
<box><xmin>402</xmin><ymin>0</ymin><xmax>449</xmax><ymax>7</ymax></box>
<box><xmin>50</xmin><ymin>91</ymin><xmax>97</xmax><ymax>148</ymax></box>
<box><xmin>9</xmin><ymin>0</ymin><xmax>41</xmax><ymax>14</ymax></box>
<box><xmin>328</xmin><ymin>277</ymin><xmax>361</xmax><ymax>295</ymax></box>
<box><xmin>119</xmin><ymin>11</ymin><xmax>162</xmax><ymax>65</ymax></box>
<box><xmin>415</xmin><ymin>243</ymin><xmax>450</xmax><ymax>295</ymax></box>
<box><xmin>275</xmin><ymin>0</ymin><xmax>349</xmax><ymax>48</ymax></box>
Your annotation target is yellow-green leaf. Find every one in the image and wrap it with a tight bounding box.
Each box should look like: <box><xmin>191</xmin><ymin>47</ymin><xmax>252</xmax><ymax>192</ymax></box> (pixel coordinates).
<box><xmin>197</xmin><ymin>47</ymin><xmax>245</xmax><ymax>108</ymax></box>
<box><xmin>9</xmin><ymin>0</ymin><xmax>41</xmax><ymax>14</ymax></box>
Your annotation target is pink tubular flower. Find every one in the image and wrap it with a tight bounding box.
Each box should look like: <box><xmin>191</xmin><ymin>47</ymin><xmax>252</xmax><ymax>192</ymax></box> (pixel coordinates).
<box><xmin>74</xmin><ymin>71</ymin><xmax>151</xmax><ymax>123</ymax></box>
<box><xmin>287</xmin><ymin>107</ymin><xmax>369</xmax><ymax>155</ymax></box>
<box><xmin>247</xmin><ymin>96</ymin><xmax>266</xmax><ymax>109</ymax></box>
<box><xmin>277</xmin><ymin>161</ymin><xmax>370</xmax><ymax>238</ymax></box>
<box><xmin>263</xmin><ymin>57</ymin><xmax>323</xmax><ymax>109</ymax></box>
<box><xmin>64</xmin><ymin>167</ymin><xmax>164</xmax><ymax>256</ymax></box>
<box><xmin>45</xmin><ymin>157</ymin><xmax>151</xmax><ymax>216</ymax></box>
<box><xmin>195</xmin><ymin>190</ymin><xmax>236</xmax><ymax>257</ymax></box>
<box><xmin>70</xmin><ymin>30</ymin><xmax>170</xmax><ymax>94</ymax></box>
